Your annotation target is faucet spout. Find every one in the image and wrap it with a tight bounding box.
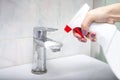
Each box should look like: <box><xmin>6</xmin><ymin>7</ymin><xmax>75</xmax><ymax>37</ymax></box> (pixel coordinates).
<box><xmin>45</xmin><ymin>39</ymin><xmax>63</xmax><ymax>52</ymax></box>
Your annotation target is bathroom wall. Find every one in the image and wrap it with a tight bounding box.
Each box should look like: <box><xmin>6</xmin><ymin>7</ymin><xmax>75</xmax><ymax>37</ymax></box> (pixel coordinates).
<box><xmin>0</xmin><ymin>0</ymin><xmax>37</xmax><ymax>68</ymax></box>
<box><xmin>92</xmin><ymin>0</ymin><xmax>120</xmax><ymax>62</ymax></box>
<box><xmin>105</xmin><ymin>0</ymin><xmax>120</xmax><ymax>30</ymax></box>
<box><xmin>0</xmin><ymin>0</ymin><xmax>93</xmax><ymax>68</ymax></box>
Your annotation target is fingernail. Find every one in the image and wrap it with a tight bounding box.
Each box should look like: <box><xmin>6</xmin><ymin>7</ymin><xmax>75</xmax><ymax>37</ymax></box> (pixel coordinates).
<box><xmin>91</xmin><ymin>33</ymin><xmax>96</xmax><ymax>38</ymax></box>
<box><xmin>82</xmin><ymin>30</ymin><xmax>87</xmax><ymax>36</ymax></box>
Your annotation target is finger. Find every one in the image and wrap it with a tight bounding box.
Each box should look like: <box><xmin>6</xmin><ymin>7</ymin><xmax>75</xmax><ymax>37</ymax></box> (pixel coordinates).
<box><xmin>86</xmin><ymin>32</ymin><xmax>96</xmax><ymax>42</ymax></box>
<box><xmin>73</xmin><ymin>31</ymin><xmax>87</xmax><ymax>42</ymax></box>
<box><xmin>73</xmin><ymin>32</ymin><xmax>82</xmax><ymax>39</ymax></box>
<box><xmin>91</xmin><ymin>38</ymin><xmax>96</xmax><ymax>42</ymax></box>
<box><xmin>80</xmin><ymin>38</ymin><xmax>87</xmax><ymax>42</ymax></box>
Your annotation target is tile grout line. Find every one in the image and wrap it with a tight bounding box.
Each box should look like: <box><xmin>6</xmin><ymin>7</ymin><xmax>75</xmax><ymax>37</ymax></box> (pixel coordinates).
<box><xmin>0</xmin><ymin>37</ymin><xmax>33</xmax><ymax>41</ymax></box>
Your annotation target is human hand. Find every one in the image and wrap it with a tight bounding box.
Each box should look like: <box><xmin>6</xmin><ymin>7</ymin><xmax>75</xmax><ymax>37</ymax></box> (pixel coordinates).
<box><xmin>73</xmin><ymin>4</ymin><xmax>117</xmax><ymax>42</ymax></box>
<box><xmin>73</xmin><ymin>27</ymin><xmax>96</xmax><ymax>42</ymax></box>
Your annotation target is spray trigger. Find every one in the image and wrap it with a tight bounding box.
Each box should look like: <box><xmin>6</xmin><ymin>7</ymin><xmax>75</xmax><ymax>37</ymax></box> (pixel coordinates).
<box><xmin>73</xmin><ymin>27</ymin><xmax>84</xmax><ymax>38</ymax></box>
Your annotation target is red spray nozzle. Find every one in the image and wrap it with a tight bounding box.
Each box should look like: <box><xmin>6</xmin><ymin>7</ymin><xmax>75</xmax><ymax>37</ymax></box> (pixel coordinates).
<box><xmin>64</xmin><ymin>25</ymin><xmax>72</xmax><ymax>33</ymax></box>
<box><xmin>64</xmin><ymin>25</ymin><xmax>84</xmax><ymax>38</ymax></box>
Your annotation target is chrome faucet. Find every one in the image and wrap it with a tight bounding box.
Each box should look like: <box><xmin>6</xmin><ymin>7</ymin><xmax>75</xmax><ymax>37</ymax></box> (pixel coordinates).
<box><xmin>32</xmin><ymin>27</ymin><xmax>63</xmax><ymax>74</ymax></box>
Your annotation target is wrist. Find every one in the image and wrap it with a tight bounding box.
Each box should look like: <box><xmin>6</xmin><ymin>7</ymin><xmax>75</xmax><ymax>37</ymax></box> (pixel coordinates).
<box><xmin>106</xmin><ymin>3</ymin><xmax>120</xmax><ymax>23</ymax></box>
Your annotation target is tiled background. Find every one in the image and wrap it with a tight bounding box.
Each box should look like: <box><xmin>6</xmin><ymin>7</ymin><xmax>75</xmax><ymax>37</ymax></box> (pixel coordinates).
<box><xmin>0</xmin><ymin>0</ymin><xmax>93</xmax><ymax>68</ymax></box>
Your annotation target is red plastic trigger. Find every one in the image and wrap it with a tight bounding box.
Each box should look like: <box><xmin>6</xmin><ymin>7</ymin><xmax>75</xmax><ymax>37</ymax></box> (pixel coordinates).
<box><xmin>73</xmin><ymin>27</ymin><xmax>84</xmax><ymax>38</ymax></box>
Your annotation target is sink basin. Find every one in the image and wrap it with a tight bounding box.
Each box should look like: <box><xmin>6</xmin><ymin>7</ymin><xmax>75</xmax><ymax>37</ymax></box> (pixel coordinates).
<box><xmin>0</xmin><ymin>55</ymin><xmax>118</xmax><ymax>80</ymax></box>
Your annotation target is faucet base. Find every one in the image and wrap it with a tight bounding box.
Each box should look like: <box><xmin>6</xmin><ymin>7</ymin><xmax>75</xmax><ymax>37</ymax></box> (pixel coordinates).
<box><xmin>31</xmin><ymin>69</ymin><xmax>47</xmax><ymax>75</ymax></box>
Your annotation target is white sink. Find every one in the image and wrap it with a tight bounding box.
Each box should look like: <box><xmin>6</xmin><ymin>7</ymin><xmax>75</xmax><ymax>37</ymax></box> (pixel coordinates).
<box><xmin>0</xmin><ymin>55</ymin><xmax>118</xmax><ymax>80</ymax></box>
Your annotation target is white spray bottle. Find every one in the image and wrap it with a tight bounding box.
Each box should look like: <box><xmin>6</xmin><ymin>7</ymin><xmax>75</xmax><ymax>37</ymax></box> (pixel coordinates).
<box><xmin>64</xmin><ymin>3</ymin><xmax>120</xmax><ymax>79</ymax></box>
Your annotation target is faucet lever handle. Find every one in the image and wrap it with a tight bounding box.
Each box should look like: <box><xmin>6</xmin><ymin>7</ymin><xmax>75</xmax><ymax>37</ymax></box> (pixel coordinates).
<box><xmin>46</xmin><ymin>28</ymin><xmax>58</xmax><ymax>32</ymax></box>
<box><xmin>34</xmin><ymin>27</ymin><xmax>58</xmax><ymax>32</ymax></box>
<box><xmin>34</xmin><ymin>27</ymin><xmax>58</xmax><ymax>39</ymax></box>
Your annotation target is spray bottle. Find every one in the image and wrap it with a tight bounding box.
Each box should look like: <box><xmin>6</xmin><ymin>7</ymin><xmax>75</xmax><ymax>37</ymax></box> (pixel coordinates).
<box><xmin>64</xmin><ymin>3</ymin><xmax>120</xmax><ymax>79</ymax></box>
<box><xmin>64</xmin><ymin>4</ymin><xmax>89</xmax><ymax>38</ymax></box>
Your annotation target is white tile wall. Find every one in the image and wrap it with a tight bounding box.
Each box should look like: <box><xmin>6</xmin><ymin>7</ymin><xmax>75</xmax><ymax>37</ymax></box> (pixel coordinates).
<box><xmin>0</xmin><ymin>57</ymin><xmax>14</xmax><ymax>68</ymax></box>
<box><xmin>0</xmin><ymin>0</ymin><xmax>93</xmax><ymax>68</ymax></box>
<box><xmin>0</xmin><ymin>38</ymin><xmax>33</xmax><ymax>68</ymax></box>
<box><xmin>106</xmin><ymin>0</ymin><xmax>120</xmax><ymax>4</ymax></box>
